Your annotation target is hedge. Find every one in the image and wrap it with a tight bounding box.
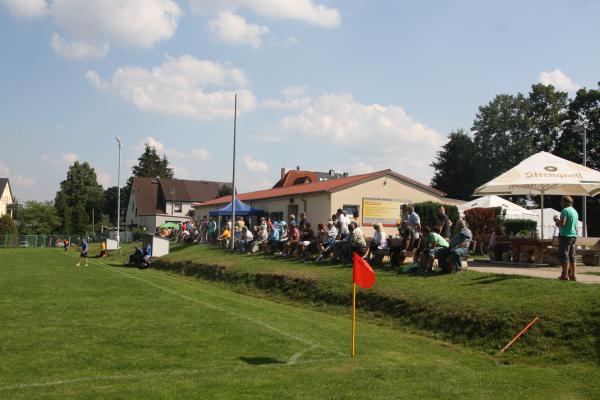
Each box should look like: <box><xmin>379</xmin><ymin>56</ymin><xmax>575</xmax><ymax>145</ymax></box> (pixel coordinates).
<box><xmin>413</xmin><ymin>201</ymin><xmax>460</xmax><ymax>232</ymax></box>
<box><xmin>503</xmin><ymin>219</ymin><xmax>538</xmax><ymax>237</ymax></box>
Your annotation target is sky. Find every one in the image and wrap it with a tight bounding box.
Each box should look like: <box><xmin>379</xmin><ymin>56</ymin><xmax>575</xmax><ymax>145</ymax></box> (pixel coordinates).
<box><xmin>1</xmin><ymin>0</ymin><xmax>599</xmax><ymax>202</ymax></box>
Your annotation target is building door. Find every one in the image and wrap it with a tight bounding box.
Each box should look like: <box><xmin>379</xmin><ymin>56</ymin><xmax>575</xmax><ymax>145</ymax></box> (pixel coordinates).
<box><xmin>287</xmin><ymin>204</ymin><xmax>299</xmax><ymax>221</ymax></box>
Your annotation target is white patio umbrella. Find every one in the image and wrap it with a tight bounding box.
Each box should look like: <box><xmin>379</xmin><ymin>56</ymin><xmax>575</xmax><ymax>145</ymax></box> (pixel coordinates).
<box><xmin>460</xmin><ymin>195</ymin><xmax>538</xmax><ymax>219</ymax></box>
<box><xmin>473</xmin><ymin>151</ymin><xmax>600</xmax><ymax>238</ymax></box>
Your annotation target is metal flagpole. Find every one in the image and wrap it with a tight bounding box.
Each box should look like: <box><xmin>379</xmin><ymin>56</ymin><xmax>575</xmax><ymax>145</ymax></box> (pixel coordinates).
<box><xmin>115</xmin><ymin>137</ymin><xmax>122</xmax><ymax>248</ymax></box>
<box><xmin>231</xmin><ymin>93</ymin><xmax>237</xmax><ymax>250</ymax></box>
<box><xmin>351</xmin><ymin>283</ymin><xmax>356</xmax><ymax>358</ymax></box>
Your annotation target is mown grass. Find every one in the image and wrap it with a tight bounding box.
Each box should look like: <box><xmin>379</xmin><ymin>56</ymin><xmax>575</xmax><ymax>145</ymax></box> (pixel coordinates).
<box><xmin>140</xmin><ymin>244</ymin><xmax>600</xmax><ymax>364</ymax></box>
<box><xmin>1</xmin><ymin>247</ymin><xmax>600</xmax><ymax>399</ymax></box>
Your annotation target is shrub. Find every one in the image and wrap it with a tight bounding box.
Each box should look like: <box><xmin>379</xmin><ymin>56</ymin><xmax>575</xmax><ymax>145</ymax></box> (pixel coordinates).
<box><xmin>503</xmin><ymin>219</ymin><xmax>538</xmax><ymax>237</ymax></box>
<box><xmin>413</xmin><ymin>201</ymin><xmax>460</xmax><ymax>231</ymax></box>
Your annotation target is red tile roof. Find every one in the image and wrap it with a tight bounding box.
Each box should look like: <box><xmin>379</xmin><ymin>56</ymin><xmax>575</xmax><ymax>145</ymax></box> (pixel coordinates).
<box><xmin>131</xmin><ymin>177</ymin><xmax>162</xmax><ymax>216</ymax></box>
<box><xmin>273</xmin><ymin>170</ymin><xmax>318</xmax><ymax>188</ymax></box>
<box><xmin>197</xmin><ymin>169</ymin><xmax>445</xmax><ymax>207</ymax></box>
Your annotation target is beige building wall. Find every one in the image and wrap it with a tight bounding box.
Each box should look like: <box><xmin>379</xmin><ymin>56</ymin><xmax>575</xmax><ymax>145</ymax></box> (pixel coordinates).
<box><xmin>0</xmin><ymin>184</ymin><xmax>13</xmax><ymax>218</ymax></box>
<box><xmin>330</xmin><ymin>175</ymin><xmax>445</xmax><ymax>236</ymax></box>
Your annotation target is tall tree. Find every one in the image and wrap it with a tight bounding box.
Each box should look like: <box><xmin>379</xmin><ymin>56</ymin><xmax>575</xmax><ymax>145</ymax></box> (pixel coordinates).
<box><xmin>55</xmin><ymin>161</ymin><xmax>104</xmax><ymax>233</ymax></box>
<box><xmin>19</xmin><ymin>201</ymin><xmax>62</xmax><ymax>235</ymax></box>
<box><xmin>527</xmin><ymin>83</ymin><xmax>569</xmax><ymax>152</ymax></box>
<box><xmin>130</xmin><ymin>143</ymin><xmax>174</xmax><ymax>183</ymax></box>
<box><xmin>103</xmin><ymin>185</ymin><xmax>129</xmax><ymax>225</ymax></box>
<box><xmin>471</xmin><ymin>93</ymin><xmax>532</xmax><ymax>185</ymax></box>
<box><xmin>430</xmin><ymin>129</ymin><xmax>478</xmax><ymax>199</ymax></box>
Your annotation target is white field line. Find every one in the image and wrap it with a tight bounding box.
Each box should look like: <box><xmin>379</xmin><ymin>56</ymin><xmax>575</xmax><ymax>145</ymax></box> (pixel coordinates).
<box><xmin>79</xmin><ymin>256</ymin><xmax>346</xmax><ymax>359</ymax></box>
<box><xmin>0</xmin><ymin>370</ymin><xmax>198</xmax><ymax>391</ymax></box>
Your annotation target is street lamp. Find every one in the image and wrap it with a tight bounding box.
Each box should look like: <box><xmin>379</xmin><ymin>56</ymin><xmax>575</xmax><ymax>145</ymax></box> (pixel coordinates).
<box><xmin>115</xmin><ymin>136</ymin><xmax>122</xmax><ymax>247</ymax></box>
<box><xmin>573</xmin><ymin>124</ymin><xmax>587</xmax><ymax>237</ymax></box>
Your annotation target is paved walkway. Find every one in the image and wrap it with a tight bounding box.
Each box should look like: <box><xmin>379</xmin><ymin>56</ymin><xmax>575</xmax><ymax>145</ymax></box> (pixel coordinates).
<box><xmin>469</xmin><ymin>262</ymin><xmax>600</xmax><ymax>284</ymax></box>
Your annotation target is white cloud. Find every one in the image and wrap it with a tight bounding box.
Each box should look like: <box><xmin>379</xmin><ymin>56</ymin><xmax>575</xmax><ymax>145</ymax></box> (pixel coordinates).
<box><xmin>1</xmin><ymin>0</ymin><xmax>47</xmax><ymax>18</ymax></box>
<box><xmin>87</xmin><ymin>54</ymin><xmax>256</xmax><ymax>120</ymax></box>
<box><xmin>191</xmin><ymin>148</ymin><xmax>212</xmax><ymax>161</ymax></box>
<box><xmin>134</xmin><ymin>137</ymin><xmax>212</xmax><ymax>163</ymax></box>
<box><xmin>278</xmin><ymin>93</ymin><xmax>445</xmax><ymax>182</ymax></box>
<box><xmin>51</xmin><ymin>0</ymin><xmax>181</xmax><ymax>49</ymax></box>
<box><xmin>262</xmin><ymin>85</ymin><xmax>311</xmax><ymax>110</ymax></box>
<box><xmin>252</xmin><ymin>133</ymin><xmax>285</xmax><ymax>144</ymax></box>
<box><xmin>61</xmin><ymin>153</ymin><xmax>79</xmax><ymax>164</ymax></box>
<box><xmin>15</xmin><ymin>174</ymin><xmax>36</xmax><ymax>187</ymax></box>
<box><xmin>539</xmin><ymin>69</ymin><xmax>581</xmax><ymax>92</ymax></box>
<box><xmin>189</xmin><ymin>0</ymin><xmax>341</xmax><ymax>28</ymax></box>
<box><xmin>171</xmin><ymin>165</ymin><xmax>191</xmax><ymax>179</ymax></box>
<box><xmin>244</xmin><ymin>156</ymin><xmax>269</xmax><ymax>173</ymax></box>
<box><xmin>51</xmin><ymin>33</ymin><xmax>109</xmax><ymax>60</ymax></box>
<box><xmin>207</xmin><ymin>12</ymin><xmax>269</xmax><ymax>48</ymax></box>
<box><xmin>0</xmin><ymin>161</ymin><xmax>36</xmax><ymax>188</ymax></box>
<box><xmin>0</xmin><ymin>161</ymin><xmax>10</xmax><ymax>177</ymax></box>
<box><xmin>96</xmin><ymin>171</ymin><xmax>111</xmax><ymax>188</ymax></box>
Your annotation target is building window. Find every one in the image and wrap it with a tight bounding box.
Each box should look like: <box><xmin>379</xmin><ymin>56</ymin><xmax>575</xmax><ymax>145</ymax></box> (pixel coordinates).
<box><xmin>269</xmin><ymin>211</ymin><xmax>283</xmax><ymax>222</ymax></box>
<box><xmin>343</xmin><ymin>204</ymin><xmax>359</xmax><ymax>217</ymax></box>
<box><xmin>131</xmin><ymin>201</ymin><xmax>134</xmax><ymax>211</ymax></box>
<box><xmin>169</xmin><ymin>187</ymin><xmax>175</xmax><ymax>193</ymax></box>
<box><xmin>174</xmin><ymin>202</ymin><xmax>182</xmax><ymax>213</ymax></box>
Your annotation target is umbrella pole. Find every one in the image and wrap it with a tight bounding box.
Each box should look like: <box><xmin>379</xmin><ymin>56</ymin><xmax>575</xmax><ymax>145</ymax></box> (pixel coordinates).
<box><xmin>540</xmin><ymin>190</ymin><xmax>544</xmax><ymax>239</ymax></box>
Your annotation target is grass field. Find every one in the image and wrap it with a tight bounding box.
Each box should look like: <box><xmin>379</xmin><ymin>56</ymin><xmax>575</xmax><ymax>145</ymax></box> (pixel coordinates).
<box><xmin>2</xmin><ymin>248</ymin><xmax>600</xmax><ymax>399</ymax></box>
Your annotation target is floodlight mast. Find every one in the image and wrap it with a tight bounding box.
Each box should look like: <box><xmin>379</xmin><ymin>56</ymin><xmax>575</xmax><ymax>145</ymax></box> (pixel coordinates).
<box><xmin>115</xmin><ymin>137</ymin><xmax>122</xmax><ymax>247</ymax></box>
<box><xmin>574</xmin><ymin>124</ymin><xmax>587</xmax><ymax>237</ymax></box>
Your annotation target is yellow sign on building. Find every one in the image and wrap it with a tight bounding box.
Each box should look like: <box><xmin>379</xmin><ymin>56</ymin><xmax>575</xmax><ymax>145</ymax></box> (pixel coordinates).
<box><xmin>362</xmin><ymin>197</ymin><xmax>406</xmax><ymax>226</ymax></box>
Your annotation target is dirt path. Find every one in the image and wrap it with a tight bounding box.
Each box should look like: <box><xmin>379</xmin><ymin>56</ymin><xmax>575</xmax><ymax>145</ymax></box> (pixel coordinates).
<box><xmin>469</xmin><ymin>262</ymin><xmax>600</xmax><ymax>284</ymax></box>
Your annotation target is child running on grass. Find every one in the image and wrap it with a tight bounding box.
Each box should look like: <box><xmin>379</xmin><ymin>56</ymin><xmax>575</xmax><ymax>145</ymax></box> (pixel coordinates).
<box><xmin>75</xmin><ymin>239</ymin><xmax>88</xmax><ymax>267</ymax></box>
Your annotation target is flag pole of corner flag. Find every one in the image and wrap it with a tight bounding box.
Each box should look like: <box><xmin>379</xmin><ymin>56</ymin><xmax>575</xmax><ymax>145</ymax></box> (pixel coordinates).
<box><xmin>352</xmin><ymin>253</ymin><xmax>376</xmax><ymax>358</ymax></box>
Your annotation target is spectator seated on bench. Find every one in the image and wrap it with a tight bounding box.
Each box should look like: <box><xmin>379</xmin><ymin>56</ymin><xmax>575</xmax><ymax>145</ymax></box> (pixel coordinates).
<box><xmin>128</xmin><ymin>246</ymin><xmax>143</xmax><ymax>266</ymax></box>
<box><xmin>315</xmin><ymin>221</ymin><xmax>338</xmax><ymax>263</ymax></box>
<box><xmin>366</xmin><ymin>222</ymin><xmax>388</xmax><ymax>266</ymax></box>
<box><xmin>249</xmin><ymin>225</ymin><xmax>268</xmax><ymax>253</ymax></box>
<box><xmin>389</xmin><ymin>221</ymin><xmax>415</xmax><ymax>267</ymax></box>
<box><xmin>217</xmin><ymin>227</ymin><xmax>232</xmax><ymax>248</ymax></box>
<box><xmin>436</xmin><ymin>219</ymin><xmax>472</xmax><ymax>273</ymax></box>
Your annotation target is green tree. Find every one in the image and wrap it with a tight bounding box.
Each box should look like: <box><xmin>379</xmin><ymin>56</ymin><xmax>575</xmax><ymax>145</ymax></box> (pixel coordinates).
<box><xmin>527</xmin><ymin>83</ymin><xmax>569</xmax><ymax>152</ymax></box>
<box><xmin>130</xmin><ymin>143</ymin><xmax>174</xmax><ymax>184</ymax></box>
<box><xmin>217</xmin><ymin>184</ymin><xmax>233</xmax><ymax>198</ymax></box>
<box><xmin>430</xmin><ymin>129</ymin><xmax>478</xmax><ymax>200</ymax></box>
<box><xmin>103</xmin><ymin>186</ymin><xmax>128</xmax><ymax>225</ymax></box>
<box><xmin>55</xmin><ymin>161</ymin><xmax>104</xmax><ymax>233</ymax></box>
<box><xmin>0</xmin><ymin>214</ymin><xmax>16</xmax><ymax>234</ymax></box>
<box><xmin>19</xmin><ymin>201</ymin><xmax>62</xmax><ymax>235</ymax></box>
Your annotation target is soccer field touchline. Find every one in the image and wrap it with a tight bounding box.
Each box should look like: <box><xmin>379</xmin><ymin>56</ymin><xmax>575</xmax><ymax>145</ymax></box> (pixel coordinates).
<box><xmin>66</xmin><ymin>253</ymin><xmax>346</xmax><ymax>360</ymax></box>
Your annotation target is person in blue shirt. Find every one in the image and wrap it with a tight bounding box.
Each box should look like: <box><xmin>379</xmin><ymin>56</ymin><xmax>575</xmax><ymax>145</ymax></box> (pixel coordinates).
<box><xmin>75</xmin><ymin>239</ymin><xmax>88</xmax><ymax>267</ymax></box>
<box><xmin>436</xmin><ymin>219</ymin><xmax>472</xmax><ymax>273</ymax></box>
<box><xmin>554</xmin><ymin>195</ymin><xmax>579</xmax><ymax>281</ymax></box>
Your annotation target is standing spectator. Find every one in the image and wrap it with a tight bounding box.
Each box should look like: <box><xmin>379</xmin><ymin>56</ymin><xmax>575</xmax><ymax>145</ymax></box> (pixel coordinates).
<box><xmin>100</xmin><ymin>240</ymin><xmax>107</xmax><ymax>258</ymax></box>
<box><xmin>288</xmin><ymin>214</ymin><xmax>297</xmax><ymax>227</ymax></box>
<box><xmin>437</xmin><ymin>219</ymin><xmax>472</xmax><ymax>273</ymax></box>
<box><xmin>208</xmin><ymin>217</ymin><xmax>217</xmax><ymax>244</ymax></box>
<box><xmin>336</xmin><ymin>208</ymin><xmax>350</xmax><ymax>239</ymax></box>
<box><xmin>438</xmin><ymin>206</ymin><xmax>452</xmax><ymax>239</ymax></box>
<box><xmin>199</xmin><ymin>216</ymin><xmax>209</xmax><ymax>244</ymax></box>
<box><xmin>407</xmin><ymin>205</ymin><xmax>422</xmax><ymax>260</ymax></box>
<box><xmin>554</xmin><ymin>195</ymin><xmax>579</xmax><ymax>281</ymax></box>
<box><xmin>353</xmin><ymin>210</ymin><xmax>360</xmax><ymax>226</ymax></box>
<box><xmin>298</xmin><ymin>212</ymin><xmax>309</xmax><ymax>231</ymax></box>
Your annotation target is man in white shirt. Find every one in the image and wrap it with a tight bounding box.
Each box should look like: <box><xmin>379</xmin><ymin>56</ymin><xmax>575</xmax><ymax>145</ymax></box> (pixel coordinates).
<box><xmin>336</xmin><ymin>208</ymin><xmax>350</xmax><ymax>239</ymax></box>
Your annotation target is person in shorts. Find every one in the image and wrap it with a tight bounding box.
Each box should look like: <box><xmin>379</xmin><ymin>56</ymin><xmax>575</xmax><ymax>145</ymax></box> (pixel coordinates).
<box><xmin>554</xmin><ymin>195</ymin><xmax>579</xmax><ymax>281</ymax></box>
<box><xmin>76</xmin><ymin>239</ymin><xmax>89</xmax><ymax>267</ymax></box>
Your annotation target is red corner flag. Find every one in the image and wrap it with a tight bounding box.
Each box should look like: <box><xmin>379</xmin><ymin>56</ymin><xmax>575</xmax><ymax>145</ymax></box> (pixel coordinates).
<box><xmin>353</xmin><ymin>253</ymin><xmax>375</xmax><ymax>289</ymax></box>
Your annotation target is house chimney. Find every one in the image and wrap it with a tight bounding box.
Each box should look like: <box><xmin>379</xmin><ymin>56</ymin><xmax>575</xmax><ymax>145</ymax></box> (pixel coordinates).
<box><xmin>296</xmin><ymin>165</ymin><xmax>300</xmax><ymax>171</ymax></box>
<box><xmin>280</xmin><ymin>168</ymin><xmax>286</xmax><ymax>178</ymax></box>
<box><xmin>329</xmin><ymin>169</ymin><xmax>335</xmax><ymax>176</ymax></box>
<box><xmin>343</xmin><ymin>172</ymin><xmax>349</xmax><ymax>177</ymax></box>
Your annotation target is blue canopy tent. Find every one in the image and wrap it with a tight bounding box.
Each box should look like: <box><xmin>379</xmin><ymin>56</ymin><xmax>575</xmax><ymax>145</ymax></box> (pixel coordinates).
<box><xmin>209</xmin><ymin>199</ymin><xmax>264</xmax><ymax>217</ymax></box>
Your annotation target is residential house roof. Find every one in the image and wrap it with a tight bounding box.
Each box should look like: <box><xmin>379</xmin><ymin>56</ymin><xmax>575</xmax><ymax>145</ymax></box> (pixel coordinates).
<box><xmin>0</xmin><ymin>178</ymin><xmax>12</xmax><ymax>199</ymax></box>
<box><xmin>132</xmin><ymin>177</ymin><xmax>231</xmax><ymax>216</ymax></box>
<box><xmin>198</xmin><ymin>169</ymin><xmax>446</xmax><ymax>207</ymax></box>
